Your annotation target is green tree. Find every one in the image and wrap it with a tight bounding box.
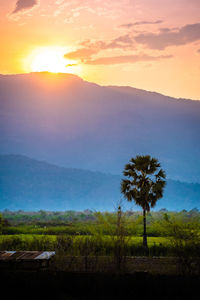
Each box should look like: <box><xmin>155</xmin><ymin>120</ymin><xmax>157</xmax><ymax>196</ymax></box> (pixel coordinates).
<box><xmin>121</xmin><ymin>155</ymin><xmax>166</xmax><ymax>248</ymax></box>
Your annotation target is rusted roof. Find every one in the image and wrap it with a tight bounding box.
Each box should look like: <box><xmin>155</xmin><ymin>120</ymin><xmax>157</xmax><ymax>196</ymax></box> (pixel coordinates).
<box><xmin>0</xmin><ymin>251</ymin><xmax>55</xmax><ymax>261</ymax></box>
<box><xmin>0</xmin><ymin>251</ymin><xmax>15</xmax><ymax>260</ymax></box>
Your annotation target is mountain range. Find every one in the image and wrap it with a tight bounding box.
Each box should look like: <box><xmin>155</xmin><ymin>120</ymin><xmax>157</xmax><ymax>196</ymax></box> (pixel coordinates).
<box><xmin>1</xmin><ymin>72</ymin><xmax>200</xmax><ymax>183</ymax></box>
<box><xmin>0</xmin><ymin>72</ymin><xmax>200</xmax><ymax>210</ymax></box>
<box><xmin>0</xmin><ymin>155</ymin><xmax>200</xmax><ymax>211</ymax></box>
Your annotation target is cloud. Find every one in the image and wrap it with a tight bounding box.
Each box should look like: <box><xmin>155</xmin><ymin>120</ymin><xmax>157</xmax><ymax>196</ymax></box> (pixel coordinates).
<box><xmin>64</xmin><ymin>34</ymin><xmax>135</xmax><ymax>61</ymax></box>
<box><xmin>64</xmin><ymin>28</ymin><xmax>174</xmax><ymax>66</ymax></box>
<box><xmin>64</xmin><ymin>48</ymin><xmax>99</xmax><ymax>60</ymax></box>
<box><xmin>80</xmin><ymin>34</ymin><xmax>133</xmax><ymax>50</ymax></box>
<box><xmin>135</xmin><ymin>23</ymin><xmax>200</xmax><ymax>50</ymax></box>
<box><xmin>12</xmin><ymin>0</ymin><xmax>38</xmax><ymax>14</ymax></box>
<box><xmin>80</xmin><ymin>36</ymin><xmax>134</xmax><ymax>51</ymax></box>
<box><xmin>120</xmin><ymin>20</ymin><xmax>163</xmax><ymax>28</ymax></box>
<box><xmin>111</xmin><ymin>34</ymin><xmax>134</xmax><ymax>48</ymax></box>
<box><xmin>84</xmin><ymin>54</ymin><xmax>173</xmax><ymax>65</ymax></box>
<box><xmin>197</xmin><ymin>49</ymin><xmax>200</xmax><ymax>53</ymax></box>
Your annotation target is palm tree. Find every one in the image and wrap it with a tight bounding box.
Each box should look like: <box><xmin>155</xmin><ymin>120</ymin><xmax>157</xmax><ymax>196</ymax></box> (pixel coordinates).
<box><xmin>121</xmin><ymin>155</ymin><xmax>166</xmax><ymax>248</ymax></box>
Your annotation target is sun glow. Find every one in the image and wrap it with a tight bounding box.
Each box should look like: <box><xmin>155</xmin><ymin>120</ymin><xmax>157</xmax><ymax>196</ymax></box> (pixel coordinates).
<box><xmin>24</xmin><ymin>47</ymin><xmax>80</xmax><ymax>75</ymax></box>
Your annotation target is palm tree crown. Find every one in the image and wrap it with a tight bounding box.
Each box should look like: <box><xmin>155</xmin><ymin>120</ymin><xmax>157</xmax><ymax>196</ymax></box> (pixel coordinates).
<box><xmin>121</xmin><ymin>155</ymin><xmax>166</xmax><ymax>210</ymax></box>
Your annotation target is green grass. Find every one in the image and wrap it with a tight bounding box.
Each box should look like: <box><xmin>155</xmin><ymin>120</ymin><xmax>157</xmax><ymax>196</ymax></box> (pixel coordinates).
<box><xmin>0</xmin><ymin>234</ymin><xmax>56</xmax><ymax>242</ymax></box>
<box><xmin>0</xmin><ymin>234</ymin><xmax>169</xmax><ymax>244</ymax></box>
<box><xmin>0</xmin><ymin>234</ymin><xmax>170</xmax><ymax>256</ymax></box>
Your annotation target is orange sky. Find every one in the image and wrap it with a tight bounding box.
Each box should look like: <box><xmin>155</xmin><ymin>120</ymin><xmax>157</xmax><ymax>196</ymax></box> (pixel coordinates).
<box><xmin>1</xmin><ymin>0</ymin><xmax>200</xmax><ymax>99</ymax></box>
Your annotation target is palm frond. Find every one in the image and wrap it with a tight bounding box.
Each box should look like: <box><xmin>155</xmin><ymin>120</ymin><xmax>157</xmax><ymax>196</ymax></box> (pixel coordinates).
<box><xmin>121</xmin><ymin>155</ymin><xmax>166</xmax><ymax>211</ymax></box>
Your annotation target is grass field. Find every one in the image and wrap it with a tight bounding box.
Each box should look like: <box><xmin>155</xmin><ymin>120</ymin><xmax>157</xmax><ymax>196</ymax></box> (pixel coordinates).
<box><xmin>0</xmin><ymin>234</ymin><xmax>170</xmax><ymax>245</ymax></box>
<box><xmin>1</xmin><ymin>209</ymin><xmax>199</xmax><ymax>257</ymax></box>
<box><xmin>0</xmin><ymin>233</ymin><xmax>171</xmax><ymax>257</ymax></box>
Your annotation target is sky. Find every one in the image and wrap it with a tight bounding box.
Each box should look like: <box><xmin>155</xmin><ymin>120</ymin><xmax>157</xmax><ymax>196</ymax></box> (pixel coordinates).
<box><xmin>1</xmin><ymin>0</ymin><xmax>200</xmax><ymax>99</ymax></box>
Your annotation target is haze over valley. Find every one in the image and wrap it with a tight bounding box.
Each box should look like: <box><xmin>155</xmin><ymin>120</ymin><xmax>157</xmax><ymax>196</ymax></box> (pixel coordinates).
<box><xmin>0</xmin><ymin>154</ymin><xmax>200</xmax><ymax>211</ymax></box>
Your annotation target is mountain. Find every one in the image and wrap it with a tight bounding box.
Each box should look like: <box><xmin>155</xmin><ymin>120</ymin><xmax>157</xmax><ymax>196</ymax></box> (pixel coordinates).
<box><xmin>0</xmin><ymin>155</ymin><xmax>200</xmax><ymax>211</ymax></box>
<box><xmin>0</xmin><ymin>72</ymin><xmax>200</xmax><ymax>183</ymax></box>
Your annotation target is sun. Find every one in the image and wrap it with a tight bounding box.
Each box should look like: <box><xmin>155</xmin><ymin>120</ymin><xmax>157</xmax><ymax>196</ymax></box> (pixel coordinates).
<box><xmin>24</xmin><ymin>46</ymin><xmax>80</xmax><ymax>74</ymax></box>
<box><xmin>31</xmin><ymin>48</ymin><xmax>67</xmax><ymax>73</ymax></box>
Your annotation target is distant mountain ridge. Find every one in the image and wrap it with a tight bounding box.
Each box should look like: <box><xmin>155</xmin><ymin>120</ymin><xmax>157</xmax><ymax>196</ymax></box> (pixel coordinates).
<box><xmin>0</xmin><ymin>155</ymin><xmax>200</xmax><ymax>211</ymax></box>
<box><xmin>0</xmin><ymin>72</ymin><xmax>200</xmax><ymax>183</ymax></box>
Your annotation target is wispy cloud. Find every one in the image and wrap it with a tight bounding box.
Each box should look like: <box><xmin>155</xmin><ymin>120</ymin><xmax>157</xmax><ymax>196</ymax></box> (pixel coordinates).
<box><xmin>64</xmin><ymin>22</ymin><xmax>200</xmax><ymax>66</ymax></box>
<box><xmin>64</xmin><ymin>48</ymin><xmax>99</xmax><ymax>60</ymax></box>
<box><xmin>11</xmin><ymin>0</ymin><xmax>38</xmax><ymax>14</ymax></box>
<box><xmin>135</xmin><ymin>23</ymin><xmax>200</xmax><ymax>50</ymax></box>
<box><xmin>64</xmin><ymin>34</ymin><xmax>135</xmax><ymax>61</ymax></box>
<box><xmin>84</xmin><ymin>54</ymin><xmax>173</xmax><ymax>65</ymax></box>
<box><xmin>84</xmin><ymin>35</ymin><xmax>134</xmax><ymax>50</ymax></box>
<box><xmin>120</xmin><ymin>20</ymin><xmax>163</xmax><ymax>28</ymax></box>
<box><xmin>64</xmin><ymin>31</ymin><xmax>173</xmax><ymax>65</ymax></box>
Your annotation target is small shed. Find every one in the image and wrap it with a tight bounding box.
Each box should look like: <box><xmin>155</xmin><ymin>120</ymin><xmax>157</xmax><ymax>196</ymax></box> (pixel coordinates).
<box><xmin>0</xmin><ymin>251</ymin><xmax>55</xmax><ymax>270</ymax></box>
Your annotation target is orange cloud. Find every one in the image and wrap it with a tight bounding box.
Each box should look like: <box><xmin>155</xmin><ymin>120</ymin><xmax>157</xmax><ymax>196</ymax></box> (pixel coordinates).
<box><xmin>85</xmin><ymin>54</ymin><xmax>173</xmax><ymax>65</ymax></box>
<box><xmin>64</xmin><ymin>48</ymin><xmax>98</xmax><ymax>60</ymax></box>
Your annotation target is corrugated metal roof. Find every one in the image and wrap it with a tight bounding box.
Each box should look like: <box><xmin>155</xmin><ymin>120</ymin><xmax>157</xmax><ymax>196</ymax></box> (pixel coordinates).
<box><xmin>0</xmin><ymin>251</ymin><xmax>55</xmax><ymax>261</ymax></box>
<box><xmin>36</xmin><ymin>251</ymin><xmax>56</xmax><ymax>260</ymax></box>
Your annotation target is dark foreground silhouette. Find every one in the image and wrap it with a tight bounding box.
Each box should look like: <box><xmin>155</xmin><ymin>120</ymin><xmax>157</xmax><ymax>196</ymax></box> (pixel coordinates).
<box><xmin>1</xmin><ymin>270</ymin><xmax>200</xmax><ymax>300</ymax></box>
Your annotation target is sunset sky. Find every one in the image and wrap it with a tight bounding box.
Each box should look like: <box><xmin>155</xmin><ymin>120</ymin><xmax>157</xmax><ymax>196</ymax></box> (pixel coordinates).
<box><xmin>1</xmin><ymin>0</ymin><xmax>200</xmax><ymax>99</ymax></box>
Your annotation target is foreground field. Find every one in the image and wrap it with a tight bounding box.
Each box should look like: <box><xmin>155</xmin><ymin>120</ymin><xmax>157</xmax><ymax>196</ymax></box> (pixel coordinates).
<box><xmin>0</xmin><ymin>233</ymin><xmax>171</xmax><ymax>258</ymax></box>
<box><xmin>0</xmin><ymin>210</ymin><xmax>199</xmax><ymax>259</ymax></box>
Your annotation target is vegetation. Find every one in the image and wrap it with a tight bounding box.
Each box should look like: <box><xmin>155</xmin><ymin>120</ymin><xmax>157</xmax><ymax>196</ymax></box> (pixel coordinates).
<box><xmin>0</xmin><ymin>208</ymin><xmax>200</xmax><ymax>274</ymax></box>
<box><xmin>0</xmin><ymin>209</ymin><xmax>199</xmax><ymax>262</ymax></box>
<box><xmin>121</xmin><ymin>155</ymin><xmax>166</xmax><ymax>248</ymax></box>
<box><xmin>1</xmin><ymin>208</ymin><xmax>200</xmax><ymax>235</ymax></box>
<box><xmin>0</xmin><ymin>213</ymin><xmax>3</xmax><ymax>234</ymax></box>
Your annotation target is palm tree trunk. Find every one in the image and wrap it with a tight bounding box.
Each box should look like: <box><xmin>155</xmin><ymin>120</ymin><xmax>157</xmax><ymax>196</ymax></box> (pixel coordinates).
<box><xmin>143</xmin><ymin>208</ymin><xmax>148</xmax><ymax>248</ymax></box>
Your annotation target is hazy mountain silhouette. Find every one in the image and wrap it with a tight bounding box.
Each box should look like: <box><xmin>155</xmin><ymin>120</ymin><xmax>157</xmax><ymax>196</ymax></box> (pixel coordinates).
<box><xmin>0</xmin><ymin>72</ymin><xmax>200</xmax><ymax>183</ymax></box>
<box><xmin>0</xmin><ymin>155</ymin><xmax>200</xmax><ymax>211</ymax></box>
